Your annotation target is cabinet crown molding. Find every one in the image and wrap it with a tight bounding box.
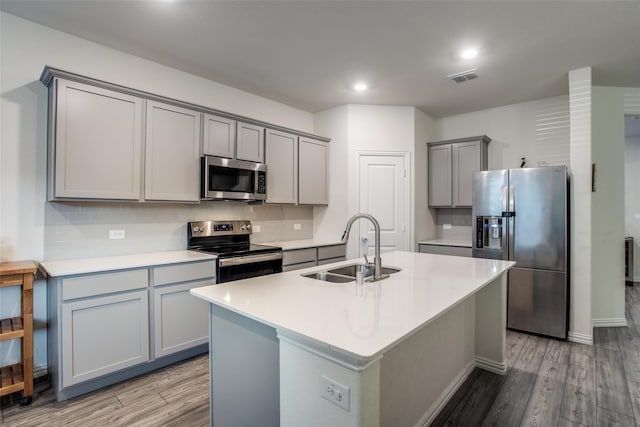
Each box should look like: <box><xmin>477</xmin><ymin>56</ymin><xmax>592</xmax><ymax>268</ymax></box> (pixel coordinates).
<box><xmin>40</xmin><ymin>65</ymin><xmax>330</xmax><ymax>143</ymax></box>
<box><xmin>427</xmin><ymin>135</ymin><xmax>491</xmax><ymax>146</ymax></box>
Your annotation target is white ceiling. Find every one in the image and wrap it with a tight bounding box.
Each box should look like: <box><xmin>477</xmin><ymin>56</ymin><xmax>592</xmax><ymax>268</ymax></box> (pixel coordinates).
<box><xmin>2</xmin><ymin>1</ymin><xmax>639</xmax><ymax>118</ymax></box>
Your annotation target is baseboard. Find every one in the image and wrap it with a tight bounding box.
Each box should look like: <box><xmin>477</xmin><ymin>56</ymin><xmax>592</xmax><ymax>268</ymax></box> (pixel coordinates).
<box><xmin>475</xmin><ymin>356</ymin><xmax>507</xmax><ymax>375</ymax></box>
<box><xmin>416</xmin><ymin>360</ymin><xmax>476</xmax><ymax>427</ymax></box>
<box><xmin>34</xmin><ymin>365</ymin><xmax>48</xmax><ymax>379</ymax></box>
<box><xmin>568</xmin><ymin>331</ymin><xmax>593</xmax><ymax>345</ymax></box>
<box><xmin>592</xmin><ymin>318</ymin><xmax>627</xmax><ymax>328</ymax></box>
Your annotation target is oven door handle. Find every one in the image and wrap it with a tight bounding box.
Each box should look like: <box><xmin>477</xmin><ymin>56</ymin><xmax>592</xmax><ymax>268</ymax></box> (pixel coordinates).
<box><xmin>218</xmin><ymin>252</ymin><xmax>283</xmax><ymax>267</ymax></box>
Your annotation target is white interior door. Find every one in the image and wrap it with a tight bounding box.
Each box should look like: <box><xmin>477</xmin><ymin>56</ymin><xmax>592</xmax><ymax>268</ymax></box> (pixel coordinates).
<box><xmin>357</xmin><ymin>153</ymin><xmax>409</xmax><ymax>258</ymax></box>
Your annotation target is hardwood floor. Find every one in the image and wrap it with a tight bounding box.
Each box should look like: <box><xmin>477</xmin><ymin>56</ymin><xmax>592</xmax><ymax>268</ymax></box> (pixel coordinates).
<box><xmin>3</xmin><ymin>285</ymin><xmax>640</xmax><ymax>426</ymax></box>
<box><xmin>0</xmin><ymin>354</ymin><xmax>210</xmax><ymax>427</ymax></box>
<box><xmin>433</xmin><ymin>284</ymin><xmax>640</xmax><ymax>427</ymax></box>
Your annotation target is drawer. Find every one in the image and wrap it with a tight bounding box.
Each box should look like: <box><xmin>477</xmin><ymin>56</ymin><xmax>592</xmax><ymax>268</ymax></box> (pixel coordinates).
<box><xmin>282</xmin><ymin>261</ymin><xmax>317</xmax><ymax>272</ymax></box>
<box><xmin>317</xmin><ymin>244</ymin><xmax>346</xmax><ymax>260</ymax></box>
<box><xmin>153</xmin><ymin>261</ymin><xmax>216</xmax><ymax>286</ymax></box>
<box><xmin>283</xmin><ymin>248</ymin><xmax>317</xmax><ymax>266</ymax></box>
<box><xmin>317</xmin><ymin>256</ymin><xmax>346</xmax><ymax>266</ymax></box>
<box><xmin>418</xmin><ymin>244</ymin><xmax>472</xmax><ymax>257</ymax></box>
<box><xmin>62</xmin><ymin>269</ymin><xmax>148</xmax><ymax>300</ymax></box>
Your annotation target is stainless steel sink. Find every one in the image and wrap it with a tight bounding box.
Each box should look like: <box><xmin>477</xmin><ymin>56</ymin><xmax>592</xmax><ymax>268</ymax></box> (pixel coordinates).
<box><xmin>327</xmin><ymin>264</ymin><xmax>401</xmax><ymax>278</ymax></box>
<box><xmin>301</xmin><ymin>271</ymin><xmax>355</xmax><ymax>283</ymax></box>
<box><xmin>302</xmin><ymin>262</ymin><xmax>401</xmax><ymax>283</ymax></box>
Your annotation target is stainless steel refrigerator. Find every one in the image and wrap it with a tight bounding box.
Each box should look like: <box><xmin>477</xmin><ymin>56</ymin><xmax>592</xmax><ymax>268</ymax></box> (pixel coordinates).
<box><xmin>472</xmin><ymin>166</ymin><xmax>568</xmax><ymax>339</ymax></box>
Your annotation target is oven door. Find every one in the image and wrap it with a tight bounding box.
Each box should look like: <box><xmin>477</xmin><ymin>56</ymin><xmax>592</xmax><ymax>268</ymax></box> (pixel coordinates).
<box><xmin>217</xmin><ymin>252</ymin><xmax>283</xmax><ymax>283</ymax></box>
<box><xmin>202</xmin><ymin>156</ymin><xmax>267</xmax><ymax>201</ymax></box>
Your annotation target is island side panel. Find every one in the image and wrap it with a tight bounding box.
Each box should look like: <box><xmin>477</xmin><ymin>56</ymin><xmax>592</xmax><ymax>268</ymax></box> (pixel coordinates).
<box><xmin>380</xmin><ymin>297</ymin><xmax>476</xmax><ymax>427</ymax></box>
<box><xmin>474</xmin><ymin>272</ymin><xmax>507</xmax><ymax>373</ymax></box>
<box><xmin>278</xmin><ymin>337</ymin><xmax>381</xmax><ymax>427</ymax></box>
<box><xmin>209</xmin><ymin>305</ymin><xmax>280</xmax><ymax>427</ymax></box>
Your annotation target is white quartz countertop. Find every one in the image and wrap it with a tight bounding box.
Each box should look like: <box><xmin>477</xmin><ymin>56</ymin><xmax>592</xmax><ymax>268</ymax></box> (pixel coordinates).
<box><xmin>418</xmin><ymin>238</ymin><xmax>472</xmax><ymax>248</ymax></box>
<box><xmin>261</xmin><ymin>238</ymin><xmax>344</xmax><ymax>250</ymax></box>
<box><xmin>40</xmin><ymin>250</ymin><xmax>217</xmax><ymax>277</ymax></box>
<box><xmin>191</xmin><ymin>251</ymin><xmax>514</xmax><ymax>361</ymax></box>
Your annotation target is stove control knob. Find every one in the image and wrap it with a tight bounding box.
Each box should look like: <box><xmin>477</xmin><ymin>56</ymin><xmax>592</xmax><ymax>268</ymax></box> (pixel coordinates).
<box><xmin>246</xmin><ymin>224</ymin><xmax>251</xmax><ymax>229</ymax></box>
<box><xmin>240</xmin><ymin>225</ymin><xmax>247</xmax><ymax>231</ymax></box>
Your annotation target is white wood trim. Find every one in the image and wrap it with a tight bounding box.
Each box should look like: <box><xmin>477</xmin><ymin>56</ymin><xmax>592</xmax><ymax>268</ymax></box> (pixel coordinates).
<box><xmin>592</xmin><ymin>318</ymin><xmax>628</xmax><ymax>327</ymax></box>
<box><xmin>568</xmin><ymin>331</ymin><xmax>593</xmax><ymax>345</ymax></box>
<box><xmin>415</xmin><ymin>360</ymin><xmax>476</xmax><ymax>427</ymax></box>
<box><xmin>475</xmin><ymin>356</ymin><xmax>507</xmax><ymax>375</ymax></box>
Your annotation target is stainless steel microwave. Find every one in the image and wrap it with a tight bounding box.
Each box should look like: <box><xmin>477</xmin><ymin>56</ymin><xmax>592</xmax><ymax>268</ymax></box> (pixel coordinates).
<box><xmin>201</xmin><ymin>156</ymin><xmax>267</xmax><ymax>201</ymax></box>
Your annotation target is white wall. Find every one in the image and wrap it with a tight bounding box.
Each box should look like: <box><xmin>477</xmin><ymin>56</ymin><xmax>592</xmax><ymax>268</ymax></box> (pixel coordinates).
<box><xmin>313</xmin><ymin>106</ymin><xmax>349</xmax><ymax>243</ymax></box>
<box><xmin>414</xmin><ymin>109</ymin><xmax>437</xmax><ymax>246</ymax></box>
<box><xmin>626</xmin><ymin>134</ymin><xmax>640</xmax><ymax>282</ymax></box>
<box><xmin>436</xmin><ymin>95</ymin><xmax>570</xmax><ymax>170</ymax></box>
<box><xmin>313</xmin><ymin>104</ymin><xmax>437</xmax><ymax>258</ymax></box>
<box><xmin>0</xmin><ymin>12</ymin><xmax>316</xmax><ymax>372</ymax></box>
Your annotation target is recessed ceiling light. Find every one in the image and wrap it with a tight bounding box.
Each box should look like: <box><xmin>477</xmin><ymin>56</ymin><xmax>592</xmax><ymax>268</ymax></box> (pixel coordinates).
<box><xmin>460</xmin><ymin>49</ymin><xmax>478</xmax><ymax>59</ymax></box>
<box><xmin>353</xmin><ymin>83</ymin><xmax>368</xmax><ymax>92</ymax></box>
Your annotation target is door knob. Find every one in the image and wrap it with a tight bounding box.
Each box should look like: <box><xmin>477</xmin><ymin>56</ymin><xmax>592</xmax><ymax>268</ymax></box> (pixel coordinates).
<box><xmin>361</xmin><ymin>237</ymin><xmax>368</xmax><ymax>243</ymax></box>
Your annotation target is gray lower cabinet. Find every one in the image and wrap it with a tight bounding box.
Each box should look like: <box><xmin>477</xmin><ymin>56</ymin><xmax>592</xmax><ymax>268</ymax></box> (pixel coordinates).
<box><xmin>49</xmin><ymin>259</ymin><xmax>215</xmax><ymax>401</ymax></box>
<box><xmin>152</xmin><ymin>262</ymin><xmax>214</xmax><ymax>358</ymax></box>
<box><xmin>62</xmin><ymin>289</ymin><xmax>150</xmax><ymax>387</ymax></box>
<box><xmin>418</xmin><ymin>244</ymin><xmax>472</xmax><ymax>257</ymax></box>
<box><xmin>282</xmin><ymin>244</ymin><xmax>346</xmax><ymax>271</ymax></box>
<box><xmin>58</xmin><ymin>269</ymin><xmax>150</xmax><ymax>388</ymax></box>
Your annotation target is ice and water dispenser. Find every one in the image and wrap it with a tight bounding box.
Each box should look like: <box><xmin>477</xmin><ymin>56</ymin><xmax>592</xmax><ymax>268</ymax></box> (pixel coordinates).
<box><xmin>475</xmin><ymin>216</ymin><xmax>504</xmax><ymax>251</ymax></box>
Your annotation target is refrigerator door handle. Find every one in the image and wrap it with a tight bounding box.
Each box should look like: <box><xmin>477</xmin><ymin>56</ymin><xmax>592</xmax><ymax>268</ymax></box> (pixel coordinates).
<box><xmin>509</xmin><ymin>188</ymin><xmax>515</xmax><ymax>214</ymax></box>
<box><xmin>502</xmin><ymin>187</ymin><xmax>508</xmax><ymax>215</ymax></box>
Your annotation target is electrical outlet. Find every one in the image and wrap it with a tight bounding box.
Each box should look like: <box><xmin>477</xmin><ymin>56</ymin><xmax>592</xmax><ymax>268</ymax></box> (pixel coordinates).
<box><xmin>443</xmin><ymin>224</ymin><xmax>452</xmax><ymax>230</ymax></box>
<box><xmin>293</xmin><ymin>223</ymin><xmax>301</xmax><ymax>230</ymax></box>
<box><xmin>321</xmin><ymin>375</ymin><xmax>350</xmax><ymax>411</ymax></box>
<box><xmin>253</xmin><ymin>225</ymin><xmax>261</xmax><ymax>233</ymax></box>
<box><xmin>109</xmin><ymin>229</ymin><xmax>125</xmax><ymax>239</ymax></box>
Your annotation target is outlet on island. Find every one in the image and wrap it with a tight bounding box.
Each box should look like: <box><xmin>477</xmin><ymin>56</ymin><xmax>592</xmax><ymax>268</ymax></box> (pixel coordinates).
<box><xmin>321</xmin><ymin>375</ymin><xmax>350</xmax><ymax>411</ymax></box>
<box><xmin>109</xmin><ymin>229</ymin><xmax>125</xmax><ymax>239</ymax></box>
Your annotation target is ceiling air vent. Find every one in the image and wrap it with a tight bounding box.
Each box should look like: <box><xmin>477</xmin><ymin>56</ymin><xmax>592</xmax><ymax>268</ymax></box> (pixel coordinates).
<box><xmin>447</xmin><ymin>68</ymin><xmax>478</xmax><ymax>83</ymax></box>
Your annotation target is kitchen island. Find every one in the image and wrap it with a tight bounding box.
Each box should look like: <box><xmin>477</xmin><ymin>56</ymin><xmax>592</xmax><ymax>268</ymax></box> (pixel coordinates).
<box><xmin>191</xmin><ymin>251</ymin><xmax>514</xmax><ymax>427</ymax></box>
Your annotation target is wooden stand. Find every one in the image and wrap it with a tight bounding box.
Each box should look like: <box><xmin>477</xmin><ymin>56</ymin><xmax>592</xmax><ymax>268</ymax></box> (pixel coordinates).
<box><xmin>0</xmin><ymin>261</ymin><xmax>36</xmax><ymax>405</ymax></box>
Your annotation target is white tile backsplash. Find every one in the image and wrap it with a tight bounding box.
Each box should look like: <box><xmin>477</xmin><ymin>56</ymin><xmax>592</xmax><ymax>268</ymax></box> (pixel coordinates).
<box><xmin>435</xmin><ymin>208</ymin><xmax>473</xmax><ymax>242</ymax></box>
<box><xmin>44</xmin><ymin>202</ymin><xmax>313</xmax><ymax>260</ymax></box>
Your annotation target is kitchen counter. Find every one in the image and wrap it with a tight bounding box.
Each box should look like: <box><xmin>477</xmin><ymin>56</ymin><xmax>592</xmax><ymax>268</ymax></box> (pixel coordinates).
<box><xmin>39</xmin><ymin>250</ymin><xmax>216</xmax><ymax>277</ymax></box>
<box><xmin>260</xmin><ymin>238</ymin><xmax>344</xmax><ymax>250</ymax></box>
<box><xmin>418</xmin><ymin>238</ymin><xmax>472</xmax><ymax>247</ymax></box>
<box><xmin>191</xmin><ymin>251</ymin><xmax>514</xmax><ymax>426</ymax></box>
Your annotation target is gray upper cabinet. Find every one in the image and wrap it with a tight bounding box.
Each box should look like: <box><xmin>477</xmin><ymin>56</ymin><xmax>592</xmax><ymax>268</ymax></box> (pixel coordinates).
<box><xmin>236</xmin><ymin>122</ymin><xmax>265</xmax><ymax>163</ymax></box>
<box><xmin>202</xmin><ymin>116</ymin><xmax>265</xmax><ymax>163</ymax></box>
<box><xmin>428</xmin><ymin>136</ymin><xmax>490</xmax><ymax>208</ymax></box>
<box><xmin>428</xmin><ymin>144</ymin><xmax>452</xmax><ymax>206</ymax></box>
<box><xmin>202</xmin><ymin>114</ymin><xmax>236</xmax><ymax>158</ymax></box>
<box><xmin>41</xmin><ymin>67</ymin><xmax>329</xmax><ymax>204</ymax></box>
<box><xmin>50</xmin><ymin>79</ymin><xmax>144</xmax><ymax>200</ymax></box>
<box><xmin>265</xmin><ymin>129</ymin><xmax>298</xmax><ymax>204</ymax></box>
<box><xmin>145</xmin><ymin>101</ymin><xmax>201</xmax><ymax>202</ymax></box>
<box><xmin>298</xmin><ymin>137</ymin><xmax>329</xmax><ymax>205</ymax></box>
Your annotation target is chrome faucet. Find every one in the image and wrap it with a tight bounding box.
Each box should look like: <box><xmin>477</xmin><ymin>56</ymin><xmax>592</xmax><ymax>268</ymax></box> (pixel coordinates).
<box><xmin>341</xmin><ymin>213</ymin><xmax>388</xmax><ymax>282</ymax></box>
